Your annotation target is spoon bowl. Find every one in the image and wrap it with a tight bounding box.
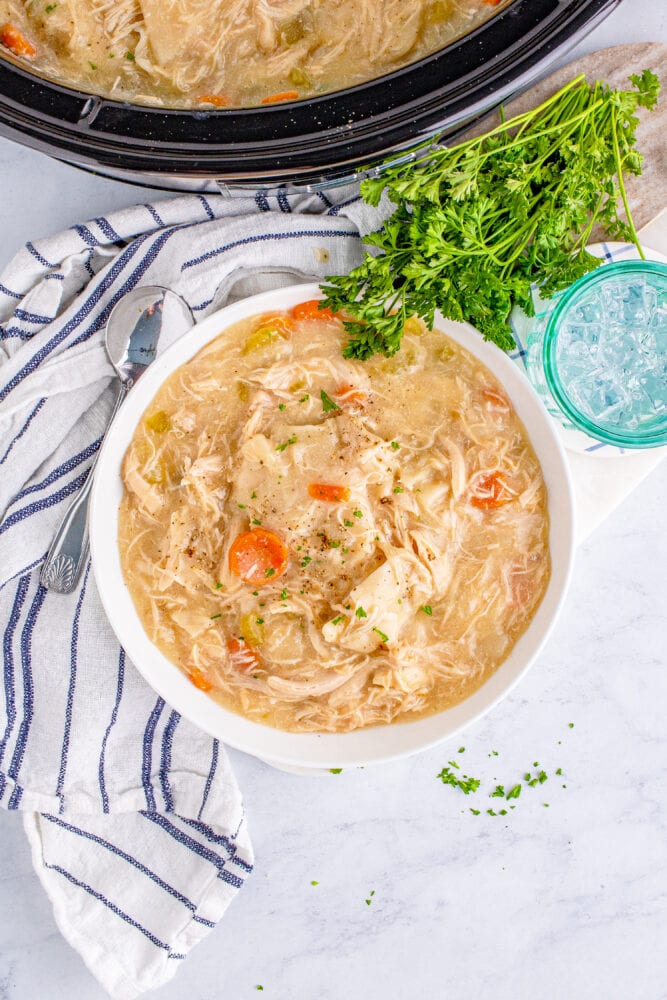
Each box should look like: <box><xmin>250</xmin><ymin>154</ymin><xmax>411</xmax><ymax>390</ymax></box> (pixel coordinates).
<box><xmin>40</xmin><ymin>285</ymin><xmax>193</xmax><ymax>594</ymax></box>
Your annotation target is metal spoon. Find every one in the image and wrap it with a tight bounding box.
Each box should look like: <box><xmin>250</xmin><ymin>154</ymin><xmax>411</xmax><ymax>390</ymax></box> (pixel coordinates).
<box><xmin>40</xmin><ymin>285</ymin><xmax>194</xmax><ymax>594</ymax></box>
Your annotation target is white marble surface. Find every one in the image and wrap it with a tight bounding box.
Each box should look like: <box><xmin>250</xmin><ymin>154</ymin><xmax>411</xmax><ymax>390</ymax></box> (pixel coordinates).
<box><xmin>1</xmin><ymin>2</ymin><xmax>667</xmax><ymax>998</ymax></box>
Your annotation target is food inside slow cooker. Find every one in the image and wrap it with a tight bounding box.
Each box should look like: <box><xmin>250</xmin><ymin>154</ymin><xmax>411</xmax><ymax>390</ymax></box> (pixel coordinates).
<box><xmin>118</xmin><ymin>302</ymin><xmax>551</xmax><ymax>734</ymax></box>
<box><xmin>0</xmin><ymin>0</ymin><xmax>508</xmax><ymax>109</ymax></box>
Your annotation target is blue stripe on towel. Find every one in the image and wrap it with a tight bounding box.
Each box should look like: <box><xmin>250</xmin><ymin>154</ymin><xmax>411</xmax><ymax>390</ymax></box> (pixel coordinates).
<box><xmin>42</xmin><ymin>813</ymin><xmax>214</xmax><ymax>922</ymax></box>
<box><xmin>197</xmin><ymin>195</ymin><xmax>215</xmax><ymax>221</ymax></box>
<box><xmin>159</xmin><ymin>711</ymin><xmax>180</xmax><ymax>812</ymax></box>
<box><xmin>93</xmin><ymin>217</ymin><xmax>122</xmax><ymax>242</ymax></box>
<box><xmin>0</xmin><ymin>281</ymin><xmax>23</xmax><ymax>300</ymax></box>
<box><xmin>181</xmin><ymin>817</ymin><xmax>253</xmax><ymax>872</ymax></box>
<box><xmin>0</xmin><ymin>399</ymin><xmax>46</xmax><ymax>466</ymax></box>
<box><xmin>13</xmin><ymin>308</ymin><xmax>54</xmax><ymax>325</ymax></box>
<box><xmin>181</xmin><ymin>228</ymin><xmax>359</xmax><ymax>271</ymax></box>
<box><xmin>142</xmin><ymin>697</ymin><xmax>165</xmax><ymax>811</ymax></box>
<box><xmin>99</xmin><ymin>648</ymin><xmax>125</xmax><ymax>813</ymax></box>
<box><xmin>13</xmin><ymin>437</ymin><xmax>101</xmax><ymax>504</ymax></box>
<box><xmin>141</xmin><ymin>812</ymin><xmax>246</xmax><ymax>887</ymax></box>
<box><xmin>197</xmin><ymin>739</ymin><xmax>219</xmax><ymax>820</ymax></box>
<box><xmin>0</xmin><ymin>468</ymin><xmax>91</xmax><ymax>536</ymax></box>
<box><xmin>0</xmin><ymin>576</ymin><xmax>30</xmax><ymax>769</ymax></box>
<box><xmin>55</xmin><ymin>563</ymin><xmax>90</xmax><ymax>812</ymax></box>
<box><xmin>26</xmin><ymin>242</ymin><xmax>55</xmax><ymax>269</ymax></box>
<box><xmin>44</xmin><ymin>862</ymin><xmax>174</xmax><ymax>952</ymax></box>
<box><xmin>6</xmin><ymin>581</ymin><xmax>47</xmax><ymax>784</ymax></box>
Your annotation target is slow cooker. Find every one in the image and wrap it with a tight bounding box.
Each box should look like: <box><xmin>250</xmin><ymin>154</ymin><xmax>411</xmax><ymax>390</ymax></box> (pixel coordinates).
<box><xmin>0</xmin><ymin>0</ymin><xmax>621</xmax><ymax>191</ymax></box>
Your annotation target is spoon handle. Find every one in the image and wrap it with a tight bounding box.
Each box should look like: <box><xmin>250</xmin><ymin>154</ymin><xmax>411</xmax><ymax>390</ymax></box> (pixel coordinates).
<box><xmin>40</xmin><ymin>383</ymin><xmax>127</xmax><ymax>594</ymax></box>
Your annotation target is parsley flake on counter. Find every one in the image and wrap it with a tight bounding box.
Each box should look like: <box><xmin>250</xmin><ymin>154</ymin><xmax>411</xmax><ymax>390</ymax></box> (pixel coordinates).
<box><xmin>320</xmin><ymin>389</ymin><xmax>340</xmax><ymax>413</ymax></box>
<box><xmin>437</xmin><ymin>766</ymin><xmax>480</xmax><ymax>795</ymax></box>
<box><xmin>505</xmin><ymin>784</ymin><xmax>521</xmax><ymax>800</ymax></box>
<box><xmin>329</xmin><ymin>768</ymin><xmax>342</xmax><ymax>774</ymax></box>
<box><xmin>491</xmin><ymin>785</ymin><xmax>505</xmax><ymax>798</ymax></box>
<box><xmin>568</xmin><ymin>722</ymin><xmax>575</xmax><ymax>729</ymax></box>
<box><xmin>311</xmin><ymin>880</ymin><xmax>319</xmax><ymax>886</ymax></box>
<box><xmin>458</xmin><ymin>747</ymin><xmax>465</xmax><ymax>753</ymax></box>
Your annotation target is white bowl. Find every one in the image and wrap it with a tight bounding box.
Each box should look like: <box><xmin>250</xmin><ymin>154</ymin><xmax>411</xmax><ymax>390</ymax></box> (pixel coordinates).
<box><xmin>90</xmin><ymin>283</ymin><xmax>575</xmax><ymax>770</ymax></box>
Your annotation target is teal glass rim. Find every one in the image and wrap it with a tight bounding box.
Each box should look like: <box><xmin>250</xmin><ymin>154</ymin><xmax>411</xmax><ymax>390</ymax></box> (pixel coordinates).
<box><xmin>542</xmin><ymin>259</ymin><xmax>667</xmax><ymax>450</ymax></box>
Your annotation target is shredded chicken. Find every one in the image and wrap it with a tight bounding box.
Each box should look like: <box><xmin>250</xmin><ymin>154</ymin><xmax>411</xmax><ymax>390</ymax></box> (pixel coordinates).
<box><xmin>119</xmin><ymin>308</ymin><xmax>550</xmax><ymax>734</ymax></box>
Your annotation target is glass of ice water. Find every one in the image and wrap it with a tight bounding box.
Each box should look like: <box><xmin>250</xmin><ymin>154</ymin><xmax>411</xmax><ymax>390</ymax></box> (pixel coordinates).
<box><xmin>536</xmin><ymin>260</ymin><xmax>667</xmax><ymax>449</ymax></box>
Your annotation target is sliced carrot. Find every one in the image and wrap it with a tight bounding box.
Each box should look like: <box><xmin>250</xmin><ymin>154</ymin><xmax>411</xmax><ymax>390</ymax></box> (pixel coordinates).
<box><xmin>308</xmin><ymin>483</ymin><xmax>351</xmax><ymax>503</ymax></box>
<box><xmin>261</xmin><ymin>90</ymin><xmax>299</xmax><ymax>104</ymax></box>
<box><xmin>470</xmin><ymin>472</ymin><xmax>514</xmax><ymax>510</ymax></box>
<box><xmin>1</xmin><ymin>23</ymin><xmax>36</xmax><ymax>57</ymax></box>
<box><xmin>189</xmin><ymin>668</ymin><xmax>212</xmax><ymax>692</ymax></box>
<box><xmin>335</xmin><ymin>383</ymin><xmax>368</xmax><ymax>406</ymax></box>
<box><xmin>480</xmin><ymin>386</ymin><xmax>510</xmax><ymax>413</ymax></box>
<box><xmin>197</xmin><ymin>94</ymin><xmax>228</xmax><ymax>107</ymax></box>
<box><xmin>292</xmin><ymin>299</ymin><xmax>336</xmax><ymax>322</ymax></box>
<box><xmin>483</xmin><ymin>0</ymin><xmax>503</xmax><ymax>5</ymax></box>
<box><xmin>229</xmin><ymin>528</ymin><xmax>288</xmax><ymax>584</ymax></box>
<box><xmin>227</xmin><ymin>638</ymin><xmax>262</xmax><ymax>674</ymax></box>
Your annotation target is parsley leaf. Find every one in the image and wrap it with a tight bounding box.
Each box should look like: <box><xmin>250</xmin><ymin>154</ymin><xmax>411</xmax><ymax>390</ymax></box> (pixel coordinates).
<box><xmin>320</xmin><ymin>389</ymin><xmax>340</xmax><ymax>413</ymax></box>
<box><xmin>276</xmin><ymin>435</ymin><xmax>297</xmax><ymax>452</ymax></box>
<box><xmin>355</xmin><ymin>606</ymin><xmax>367</xmax><ymax>619</ymax></box>
<box><xmin>372</xmin><ymin>626</ymin><xmax>389</xmax><ymax>642</ymax></box>
<box><xmin>437</xmin><ymin>766</ymin><xmax>480</xmax><ymax>795</ymax></box>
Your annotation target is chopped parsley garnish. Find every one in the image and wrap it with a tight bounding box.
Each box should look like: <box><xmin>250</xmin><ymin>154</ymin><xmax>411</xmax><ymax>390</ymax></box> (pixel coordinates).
<box><xmin>264</xmin><ymin>568</ymin><xmax>276</xmax><ymax>578</ymax></box>
<box><xmin>300</xmin><ymin>556</ymin><xmax>312</xmax><ymax>567</ymax></box>
<box><xmin>343</xmin><ymin>519</ymin><xmax>354</xmax><ymax>527</ymax></box>
<box><xmin>252</xmin><ymin>590</ymin><xmax>259</xmax><ymax>596</ymax></box>
<box><xmin>210</xmin><ymin>613</ymin><xmax>221</xmax><ymax>620</ymax></box>
<box><xmin>437</xmin><ymin>767</ymin><xmax>480</xmax><ymax>795</ymax></box>
<box><xmin>311</xmin><ymin>880</ymin><xmax>319</xmax><ymax>886</ymax></box>
<box><xmin>373</xmin><ymin>627</ymin><xmax>389</xmax><ymax>642</ymax></box>
<box><xmin>329</xmin><ymin>768</ymin><xmax>342</xmax><ymax>774</ymax></box>
<box><xmin>215</xmin><ymin>582</ymin><xmax>223</xmax><ymax>589</ymax></box>
<box><xmin>352</xmin><ymin>510</ymin><xmax>363</xmax><ymax>519</ymax></box>
<box><xmin>470</xmin><ymin>808</ymin><xmax>481</xmax><ymax>816</ymax></box>
<box><xmin>256</xmin><ymin>618</ymin><xmax>264</xmax><ymax>625</ymax></box>
<box><xmin>88</xmin><ymin>61</ymin><xmax>97</xmax><ymax>70</ymax></box>
<box><xmin>320</xmin><ymin>389</ymin><xmax>340</xmax><ymax>413</ymax></box>
<box><xmin>328</xmin><ymin>539</ymin><xmax>341</xmax><ymax>548</ymax></box>
<box><xmin>299</xmin><ymin>394</ymin><xmax>310</xmax><ymax>403</ymax></box>
<box><xmin>251</xmin><ymin>491</ymin><xmax>257</xmax><ymax>499</ymax></box>
<box><xmin>280</xmin><ymin>588</ymin><xmax>288</xmax><ymax>600</ymax></box>
<box><xmin>276</xmin><ymin>434</ymin><xmax>297</xmax><ymax>451</ymax></box>
<box><xmin>555</xmin><ymin>768</ymin><xmax>563</xmax><ymax>776</ymax></box>
<box><xmin>420</xmin><ymin>605</ymin><xmax>432</xmax><ymax>616</ymax></box>
<box><xmin>125</xmin><ymin>51</ymin><xmax>135</xmax><ymax>60</ymax></box>
<box><xmin>331</xmin><ymin>616</ymin><xmax>345</xmax><ymax>626</ymax></box>
<box><xmin>390</xmin><ymin>441</ymin><xmax>400</xmax><ymax>450</ymax></box>
<box><xmin>252</xmin><ymin>518</ymin><xmax>262</xmax><ymax>526</ymax></box>
<box><xmin>355</xmin><ymin>606</ymin><xmax>367</xmax><ymax>619</ymax></box>
<box><xmin>278</xmin><ymin>403</ymin><xmax>286</xmax><ymax>411</ymax></box>
<box><xmin>365</xmin><ymin>889</ymin><xmax>375</xmax><ymax>905</ymax></box>
<box><xmin>393</xmin><ymin>486</ymin><xmax>404</xmax><ymax>494</ymax></box>
<box><xmin>45</xmin><ymin>3</ymin><xmax>57</xmax><ymax>10</ymax></box>
<box><xmin>237</xmin><ymin>503</ymin><xmax>246</xmax><ymax>509</ymax></box>
<box><xmin>458</xmin><ymin>747</ymin><xmax>465</xmax><ymax>753</ymax></box>
<box><xmin>568</xmin><ymin>722</ymin><xmax>575</xmax><ymax>728</ymax></box>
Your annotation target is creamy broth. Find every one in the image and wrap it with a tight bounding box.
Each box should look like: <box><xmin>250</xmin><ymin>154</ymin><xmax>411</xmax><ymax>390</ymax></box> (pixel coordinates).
<box><xmin>118</xmin><ymin>305</ymin><xmax>550</xmax><ymax>733</ymax></box>
<box><xmin>1</xmin><ymin>0</ymin><xmax>508</xmax><ymax>108</ymax></box>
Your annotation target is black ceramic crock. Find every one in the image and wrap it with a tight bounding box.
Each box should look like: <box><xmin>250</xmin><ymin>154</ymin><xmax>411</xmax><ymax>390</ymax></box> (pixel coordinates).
<box><xmin>0</xmin><ymin>0</ymin><xmax>621</xmax><ymax>190</ymax></box>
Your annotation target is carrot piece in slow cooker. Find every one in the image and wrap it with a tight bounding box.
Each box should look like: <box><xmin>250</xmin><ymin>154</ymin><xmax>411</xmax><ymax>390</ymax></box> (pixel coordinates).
<box><xmin>229</xmin><ymin>528</ymin><xmax>289</xmax><ymax>584</ymax></box>
<box><xmin>308</xmin><ymin>483</ymin><xmax>351</xmax><ymax>503</ymax></box>
<box><xmin>197</xmin><ymin>94</ymin><xmax>228</xmax><ymax>107</ymax></box>
<box><xmin>189</xmin><ymin>668</ymin><xmax>212</xmax><ymax>692</ymax></box>
<box><xmin>261</xmin><ymin>90</ymin><xmax>299</xmax><ymax>104</ymax></box>
<box><xmin>1</xmin><ymin>23</ymin><xmax>36</xmax><ymax>57</ymax></box>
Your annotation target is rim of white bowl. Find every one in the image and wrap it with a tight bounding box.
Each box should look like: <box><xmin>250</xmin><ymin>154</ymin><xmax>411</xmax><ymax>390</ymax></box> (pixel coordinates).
<box><xmin>89</xmin><ymin>283</ymin><xmax>576</xmax><ymax>770</ymax></box>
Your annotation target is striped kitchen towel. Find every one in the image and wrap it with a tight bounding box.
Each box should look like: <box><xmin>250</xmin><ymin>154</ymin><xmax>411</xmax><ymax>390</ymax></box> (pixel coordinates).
<box><xmin>0</xmin><ymin>185</ymin><xmax>384</xmax><ymax>998</ymax></box>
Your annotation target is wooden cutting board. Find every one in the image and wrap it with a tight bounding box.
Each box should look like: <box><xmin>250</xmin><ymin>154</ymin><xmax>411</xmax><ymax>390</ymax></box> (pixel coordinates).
<box><xmin>458</xmin><ymin>42</ymin><xmax>666</xmax><ymax>234</ymax></box>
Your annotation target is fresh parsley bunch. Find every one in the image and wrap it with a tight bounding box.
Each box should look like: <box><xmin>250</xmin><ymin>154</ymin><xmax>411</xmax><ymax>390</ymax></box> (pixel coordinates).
<box><xmin>321</xmin><ymin>70</ymin><xmax>660</xmax><ymax>358</ymax></box>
